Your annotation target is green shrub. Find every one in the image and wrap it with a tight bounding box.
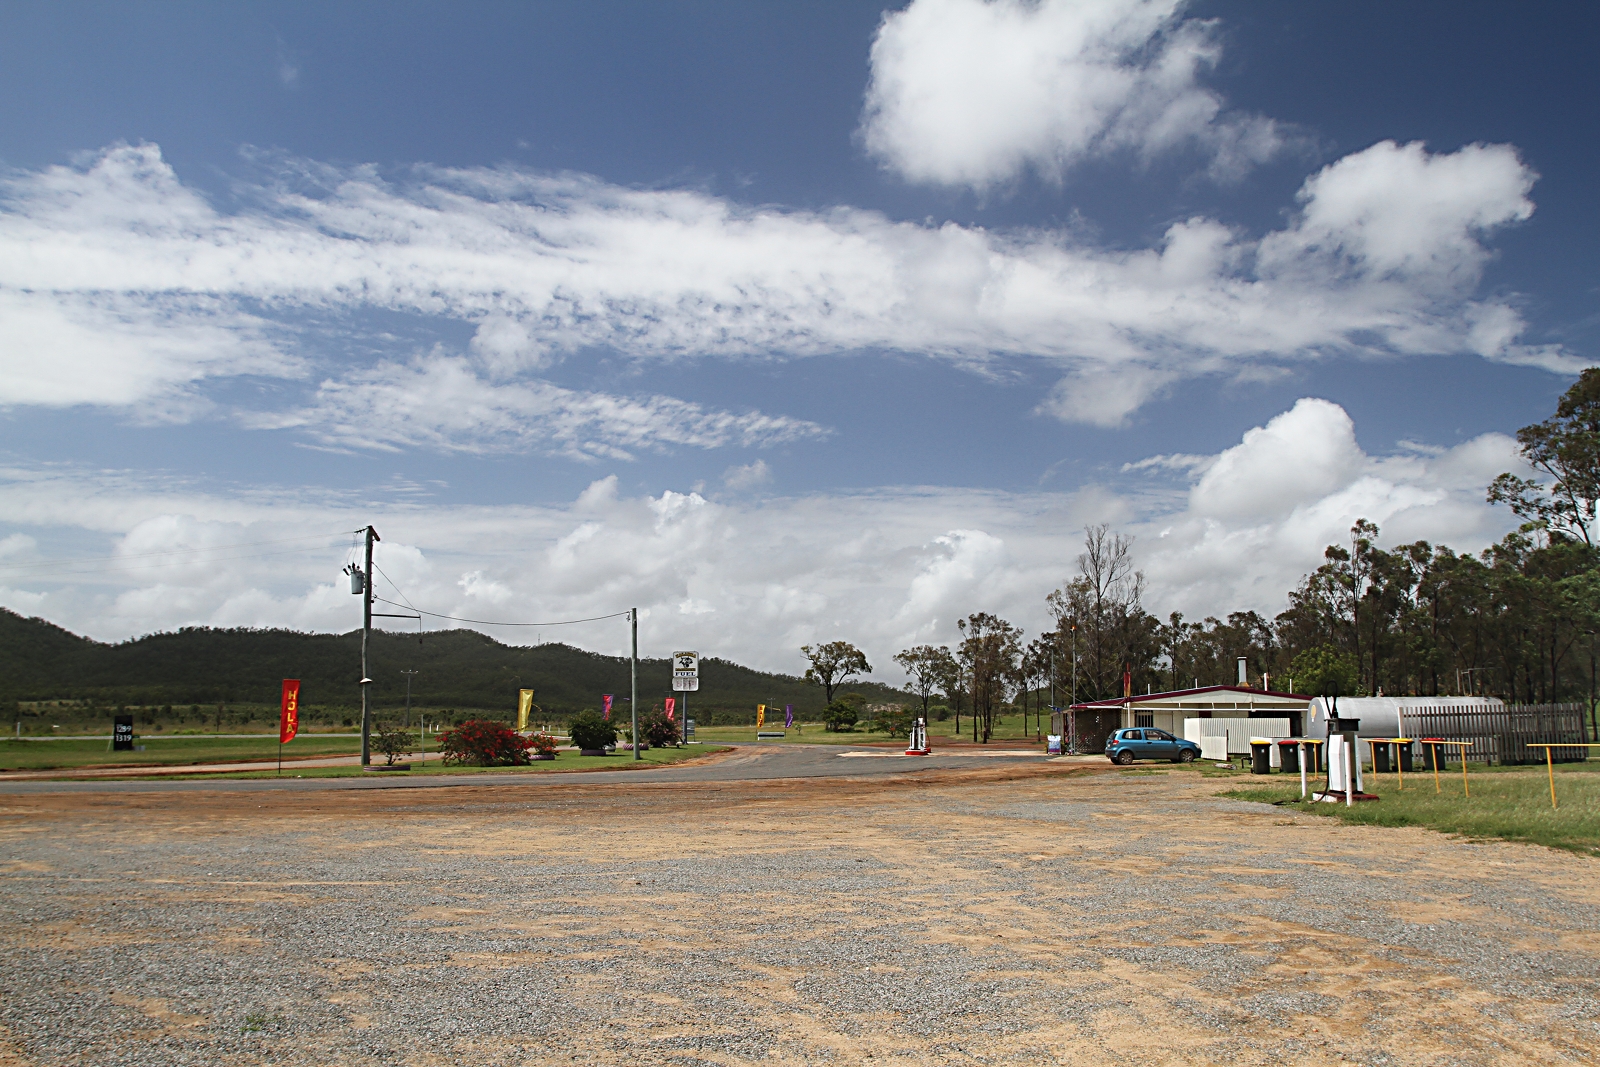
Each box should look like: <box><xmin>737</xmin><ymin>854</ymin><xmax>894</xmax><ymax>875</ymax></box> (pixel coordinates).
<box><xmin>568</xmin><ymin>711</ymin><xmax>618</xmax><ymax>751</ymax></box>
<box><xmin>374</xmin><ymin>722</ymin><xmax>415</xmax><ymax>765</ymax></box>
<box><xmin>824</xmin><ymin>698</ymin><xmax>860</xmax><ymax>732</ymax></box>
<box><xmin>875</xmin><ymin>705</ymin><xmax>914</xmax><ymax>737</ymax></box>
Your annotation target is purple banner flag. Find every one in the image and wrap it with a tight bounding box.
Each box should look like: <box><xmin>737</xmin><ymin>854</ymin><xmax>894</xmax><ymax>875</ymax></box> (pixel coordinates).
<box><xmin>785</xmin><ymin>704</ymin><xmax>794</xmax><ymax>728</ymax></box>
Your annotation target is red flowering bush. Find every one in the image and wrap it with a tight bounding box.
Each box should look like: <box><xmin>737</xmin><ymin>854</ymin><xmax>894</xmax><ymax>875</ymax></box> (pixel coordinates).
<box><xmin>437</xmin><ymin>719</ymin><xmax>535</xmax><ymax>766</ymax></box>
<box><xmin>528</xmin><ymin>731</ymin><xmax>559</xmax><ymax>756</ymax></box>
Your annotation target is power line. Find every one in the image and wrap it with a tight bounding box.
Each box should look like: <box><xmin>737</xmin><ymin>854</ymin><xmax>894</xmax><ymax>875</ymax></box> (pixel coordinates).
<box><xmin>371</xmin><ymin>562</ymin><xmax>421</xmax><ymax>613</ymax></box>
<box><xmin>371</xmin><ymin>595</ymin><xmax>628</xmax><ymax>628</ymax></box>
<box><xmin>370</xmin><ymin>557</ymin><xmax>628</xmax><ymax>628</ymax></box>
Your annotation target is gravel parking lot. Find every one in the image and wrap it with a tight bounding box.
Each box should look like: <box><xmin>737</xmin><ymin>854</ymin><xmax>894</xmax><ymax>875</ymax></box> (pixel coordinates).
<box><xmin>3</xmin><ymin>761</ymin><xmax>1599</xmax><ymax>1065</ymax></box>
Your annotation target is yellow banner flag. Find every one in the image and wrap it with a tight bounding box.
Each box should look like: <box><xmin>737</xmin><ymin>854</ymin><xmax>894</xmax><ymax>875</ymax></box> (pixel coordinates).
<box><xmin>517</xmin><ymin>689</ymin><xmax>534</xmax><ymax>731</ymax></box>
<box><xmin>756</xmin><ymin>703</ymin><xmax>765</xmax><ymax>728</ymax></box>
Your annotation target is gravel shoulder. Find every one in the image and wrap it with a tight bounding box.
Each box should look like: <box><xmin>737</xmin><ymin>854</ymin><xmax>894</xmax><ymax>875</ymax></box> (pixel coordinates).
<box><xmin>2</xmin><ymin>763</ymin><xmax>1597</xmax><ymax>1065</ymax></box>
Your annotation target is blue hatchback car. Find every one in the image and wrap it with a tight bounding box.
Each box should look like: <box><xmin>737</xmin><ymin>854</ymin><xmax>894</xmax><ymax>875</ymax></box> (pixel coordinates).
<box><xmin>1105</xmin><ymin>727</ymin><xmax>1200</xmax><ymax>764</ymax></box>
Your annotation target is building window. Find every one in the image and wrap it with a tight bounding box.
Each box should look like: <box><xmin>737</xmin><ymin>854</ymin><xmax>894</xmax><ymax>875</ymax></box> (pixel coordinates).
<box><xmin>1135</xmin><ymin>712</ymin><xmax>1154</xmax><ymax>727</ymax></box>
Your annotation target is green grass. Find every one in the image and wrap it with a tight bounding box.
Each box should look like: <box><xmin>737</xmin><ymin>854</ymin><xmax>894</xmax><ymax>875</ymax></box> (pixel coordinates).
<box><xmin>0</xmin><ymin>734</ymin><xmax>362</xmax><ymax>771</ymax></box>
<box><xmin>1221</xmin><ymin>761</ymin><xmax>1600</xmax><ymax>855</ymax></box>
<box><xmin>151</xmin><ymin>744</ymin><xmax>730</xmax><ymax>780</ymax></box>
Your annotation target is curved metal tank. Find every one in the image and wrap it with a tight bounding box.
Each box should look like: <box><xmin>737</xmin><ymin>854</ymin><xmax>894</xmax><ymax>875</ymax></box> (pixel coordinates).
<box><xmin>1306</xmin><ymin>696</ymin><xmax>1504</xmax><ymax>738</ymax></box>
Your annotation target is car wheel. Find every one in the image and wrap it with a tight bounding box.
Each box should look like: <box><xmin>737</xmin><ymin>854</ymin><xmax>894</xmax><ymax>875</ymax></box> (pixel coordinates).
<box><xmin>1177</xmin><ymin>749</ymin><xmax>1196</xmax><ymax>763</ymax></box>
<box><xmin>1115</xmin><ymin>750</ymin><xmax>1135</xmax><ymax>765</ymax></box>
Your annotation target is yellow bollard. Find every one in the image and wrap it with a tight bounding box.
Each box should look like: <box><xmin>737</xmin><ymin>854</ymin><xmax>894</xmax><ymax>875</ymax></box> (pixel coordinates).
<box><xmin>1547</xmin><ymin>745</ymin><xmax>1557</xmax><ymax>810</ymax></box>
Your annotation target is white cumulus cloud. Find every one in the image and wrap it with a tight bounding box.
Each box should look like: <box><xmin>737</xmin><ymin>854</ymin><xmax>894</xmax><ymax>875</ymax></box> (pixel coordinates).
<box><xmin>860</xmin><ymin>0</ymin><xmax>1291</xmax><ymax>190</ymax></box>
<box><xmin>0</xmin><ymin>399</ymin><xmax>1530</xmax><ymax>684</ymax></box>
<box><xmin>1136</xmin><ymin>397</ymin><xmax>1529</xmax><ymax>617</ymax></box>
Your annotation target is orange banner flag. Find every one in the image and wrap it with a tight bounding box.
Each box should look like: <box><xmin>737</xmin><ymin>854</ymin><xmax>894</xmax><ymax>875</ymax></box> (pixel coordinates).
<box><xmin>280</xmin><ymin>679</ymin><xmax>301</xmax><ymax>744</ymax></box>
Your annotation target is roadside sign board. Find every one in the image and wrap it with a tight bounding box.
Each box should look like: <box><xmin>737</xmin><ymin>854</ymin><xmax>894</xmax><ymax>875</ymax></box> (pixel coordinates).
<box><xmin>673</xmin><ymin>650</ymin><xmax>699</xmax><ymax>692</ymax></box>
<box><xmin>113</xmin><ymin>714</ymin><xmax>134</xmax><ymax>751</ymax></box>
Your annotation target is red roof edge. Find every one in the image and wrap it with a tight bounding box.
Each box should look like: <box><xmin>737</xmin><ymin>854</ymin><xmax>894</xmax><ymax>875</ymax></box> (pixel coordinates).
<box><xmin>1068</xmin><ymin>684</ymin><xmax>1312</xmax><ymax>710</ymax></box>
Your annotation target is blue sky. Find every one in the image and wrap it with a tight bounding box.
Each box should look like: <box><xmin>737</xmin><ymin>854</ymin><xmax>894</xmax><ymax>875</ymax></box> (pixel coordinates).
<box><xmin>0</xmin><ymin>1</ymin><xmax>1595</xmax><ymax>677</ymax></box>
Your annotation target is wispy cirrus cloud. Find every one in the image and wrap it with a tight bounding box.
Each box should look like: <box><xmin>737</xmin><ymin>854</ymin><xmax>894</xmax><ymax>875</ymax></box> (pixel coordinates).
<box><xmin>0</xmin><ymin>138</ymin><xmax>1568</xmax><ymax>439</ymax></box>
<box><xmin>247</xmin><ymin>354</ymin><xmax>827</xmax><ymax>460</ymax></box>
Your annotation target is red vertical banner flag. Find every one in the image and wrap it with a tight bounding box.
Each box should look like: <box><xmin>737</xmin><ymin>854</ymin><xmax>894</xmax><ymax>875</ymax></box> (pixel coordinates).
<box><xmin>603</xmin><ymin>694</ymin><xmax>614</xmax><ymax>721</ymax></box>
<box><xmin>664</xmin><ymin>697</ymin><xmax>676</xmax><ymax>721</ymax></box>
<box><xmin>280</xmin><ymin>679</ymin><xmax>301</xmax><ymax>744</ymax></box>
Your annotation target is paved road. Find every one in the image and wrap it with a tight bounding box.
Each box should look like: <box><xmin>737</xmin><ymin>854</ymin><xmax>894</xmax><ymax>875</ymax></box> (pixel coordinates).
<box><xmin>0</xmin><ymin>743</ymin><xmax>1070</xmax><ymax>794</ymax></box>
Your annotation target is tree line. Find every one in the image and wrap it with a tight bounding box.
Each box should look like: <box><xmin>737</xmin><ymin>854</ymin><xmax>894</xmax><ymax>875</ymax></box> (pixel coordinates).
<box><xmin>809</xmin><ymin>371</ymin><xmax>1600</xmax><ymax>741</ymax></box>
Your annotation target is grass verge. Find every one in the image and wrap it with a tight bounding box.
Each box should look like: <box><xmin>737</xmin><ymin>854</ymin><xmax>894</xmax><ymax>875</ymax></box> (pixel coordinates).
<box><xmin>0</xmin><ymin>734</ymin><xmax>361</xmax><ymax>771</ymax></box>
<box><xmin>140</xmin><ymin>744</ymin><xmax>731</xmax><ymax>780</ymax></box>
<box><xmin>1222</xmin><ymin>762</ymin><xmax>1600</xmax><ymax>855</ymax></box>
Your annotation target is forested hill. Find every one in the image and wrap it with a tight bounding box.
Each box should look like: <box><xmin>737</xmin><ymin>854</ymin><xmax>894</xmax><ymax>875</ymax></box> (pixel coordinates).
<box><xmin>0</xmin><ymin>609</ymin><xmax>905</xmax><ymax>717</ymax></box>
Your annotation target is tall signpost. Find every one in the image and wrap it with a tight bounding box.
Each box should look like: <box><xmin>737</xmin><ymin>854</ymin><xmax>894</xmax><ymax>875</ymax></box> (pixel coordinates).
<box><xmin>673</xmin><ymin>651</ymin><xmax>699</xmax><ymax>744</ymax></box>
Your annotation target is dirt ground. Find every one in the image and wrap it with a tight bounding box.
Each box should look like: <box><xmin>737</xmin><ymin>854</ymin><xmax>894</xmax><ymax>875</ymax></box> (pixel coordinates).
<box><xmin>2</xmin><ymin>762</ymin><xmax>1599</xmax><ymax>1065</ymax></box>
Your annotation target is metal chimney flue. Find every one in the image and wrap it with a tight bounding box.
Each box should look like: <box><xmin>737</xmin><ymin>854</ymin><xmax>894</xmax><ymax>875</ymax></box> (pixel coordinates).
<box><xmin>1237</xmin><ymin>657</ymin><xmax>1248</xmax><ymax>687</ymax></box>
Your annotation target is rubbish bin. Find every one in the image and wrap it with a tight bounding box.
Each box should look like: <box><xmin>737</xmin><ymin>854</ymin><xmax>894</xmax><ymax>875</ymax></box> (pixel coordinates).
<box><xmin>1250</xmin><ymin>739</ymin><xmax>1272</xmax><ymax>775</ymax></box>
<box><xmin>1373</xmin><ymin>742</ymin><xmax>1392</xmax><ymax>774</ymax></box>
<box><xmin>1398</xmin><ymin>741</ymin><xmax>1414</xmax><ymax>772</ymax></box>
<box><xmin>1423</xmin><ymin>739</ymin><xmax>1448</xmax><ymax>771</ymax></box>
<box><xmin>1278</xmin><ymin>740</ymin><xmax>1301</xmax><ymax>774</ymax></box>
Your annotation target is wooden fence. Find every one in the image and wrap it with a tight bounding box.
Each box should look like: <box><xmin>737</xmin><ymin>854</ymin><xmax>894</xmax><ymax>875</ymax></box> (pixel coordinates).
<box><xmin>1399</xmin><ymin>702</ymin><xmax>1590</xmax><ymax>765</ymax></box>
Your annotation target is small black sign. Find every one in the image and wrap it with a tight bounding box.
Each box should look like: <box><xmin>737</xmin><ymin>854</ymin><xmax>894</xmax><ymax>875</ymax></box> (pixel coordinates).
<box><xmin>113</xmin><ymin>715</ymin><xmax>134</xmax><ymax>751</ymax></box>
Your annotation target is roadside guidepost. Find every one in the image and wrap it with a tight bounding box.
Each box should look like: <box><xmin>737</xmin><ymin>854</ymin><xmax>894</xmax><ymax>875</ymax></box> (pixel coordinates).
<box><xmin>673</xmin><ymin>651</ymin><xmax>699</xmax><ymax>745</ymax></box>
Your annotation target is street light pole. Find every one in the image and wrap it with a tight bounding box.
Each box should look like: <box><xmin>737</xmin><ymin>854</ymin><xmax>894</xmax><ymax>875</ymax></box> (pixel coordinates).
<box><xmin>401</xmin><ymin>670</ymin><xmax>417</xmax><ymax>728</ymax></box>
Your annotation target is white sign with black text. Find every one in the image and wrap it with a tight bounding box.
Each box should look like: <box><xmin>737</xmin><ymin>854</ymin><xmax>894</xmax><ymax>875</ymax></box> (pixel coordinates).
<box><xmin>673</xmin><ymin>651</ymin><xmax>700</xmax><ymax>692</ymax></box>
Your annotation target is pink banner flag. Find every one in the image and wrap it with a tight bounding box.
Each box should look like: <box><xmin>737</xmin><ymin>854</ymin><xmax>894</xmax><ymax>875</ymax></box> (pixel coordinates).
<box><xmin>603</xmin><ymin>694</ymin><xmax>613</xmax><ymax>721</ymax></box>
<box><xmin>664</xmin><ymin>697</ymin><xmax>676</xmax><ymax>721</ymax></box>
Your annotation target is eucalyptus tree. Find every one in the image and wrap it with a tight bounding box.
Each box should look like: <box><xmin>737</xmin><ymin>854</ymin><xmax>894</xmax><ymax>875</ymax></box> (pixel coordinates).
<box><xmin>957</xmin><ymin>613</ymin><xmax>1021</xmax><ymax>744</ymax></box>
<box><xmin>800</xmin><ymin>641</ymin><xmax>872</xmax><ymax>705</ymax></box>
<box><xmin>893</xmin><ymin>644</ymin><xmax>957</xmax><ymax>723</ymax></box>
<box><xmin>1490</xmin><ymin>367</ymin><xmax>1600</xmax><ymax>547</ymax></box>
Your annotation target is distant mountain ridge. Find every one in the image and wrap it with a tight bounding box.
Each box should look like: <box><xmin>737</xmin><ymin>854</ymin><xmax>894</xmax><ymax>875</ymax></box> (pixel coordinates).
<box><xmin>0</xmin><ymin>608</ymin><xmax>905</xmax><ymax>718</ymax></box>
